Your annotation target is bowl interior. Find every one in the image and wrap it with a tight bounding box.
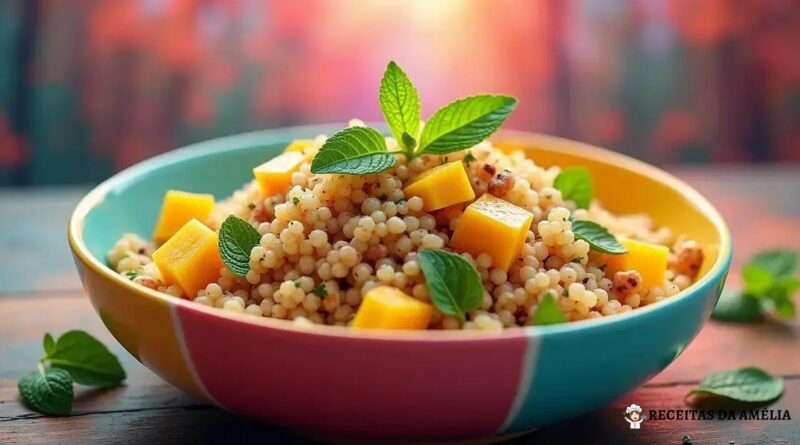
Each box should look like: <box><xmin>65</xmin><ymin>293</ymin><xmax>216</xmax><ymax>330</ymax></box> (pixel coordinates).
<box><xmin>82</xmin><ymin>126</ymin><xmax>726</xmax><ymax>285</ymax></box>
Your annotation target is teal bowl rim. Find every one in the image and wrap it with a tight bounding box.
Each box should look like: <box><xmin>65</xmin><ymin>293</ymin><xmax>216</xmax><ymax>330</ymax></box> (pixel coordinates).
<box><xmin>68</xmin><ymin>124</ymin><xmax>733</xmax><ymax>342</ymax></box>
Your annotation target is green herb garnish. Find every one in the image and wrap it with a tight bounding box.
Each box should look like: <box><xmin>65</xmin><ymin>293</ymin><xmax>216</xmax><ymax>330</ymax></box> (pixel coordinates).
<box><xmin>571</xmin><ymin>219</ymin><xmax>627</xmax><ymax>255</ymax></box>
<box><xmin>712</xmin><ymin>249</ymin><xmax>798</xmax><ymax>322</ymax></box>
<box><xmin>571</xmin><ymin>257</ymin><xmax>584</xmax><ymax>264</ymax></box>
<box><xmin>686</xmin><ymin>367</ymin><xmax>784</xmax><ymax>406</ymax></box>
<box><xmin>18</xmin><ymin>331</ymin><xmax>126</xmax><ymax>416</ymax></box>
<box><xmin>379</xmin><ymin>61</ymin><xmax>420</xmax><ymax>152</ymax></box>
<box><xmin>218</xmin><ymin>215</ymin><xmax>261</xmax><ymax>277</ymax></box>
<box><xmin>310</xmin><ymin>61</ymin><xmax>517</xmax><ymax>175</ymax></box>
<box><xmin>292</xmin><ymin>196</ymin><xmax>300</xmax><ymax>205</ymax></box>
<box><xmin>418</xmin><ymin>95</ymin><xmax>517</xmax><ymax>155</ymax></box>
<box><xmin>310</xmin><ymin>126</ymin><xmax>396</xmax><ymax>175</ymax></box>
<box><xmin>531</xmin><ymin>292</ymin><xmax>568</xmax><ymax>325</ymax></box>
<box><xmin>313</xmin><ymin>283</ymin><xmax>328</xmax><ymax>298</ymax></box>
<box><xmin>553</xmin><ymin>166</ymin><xmax>594</xmax><ymax>209</ymax></box>
<box><xmin>417</xmin><ymin>250</ymin><xmax>483</xmax><ymax>321</ymax></box>
<box><xmin>463</xmin><ymin>151</ymin><xmax>476</xmax><ymax>165</ymax></box>
<box><xmin>124</xmin><ymin>270</ymin><xmax>139</xmax><ymax>280</ymax></box>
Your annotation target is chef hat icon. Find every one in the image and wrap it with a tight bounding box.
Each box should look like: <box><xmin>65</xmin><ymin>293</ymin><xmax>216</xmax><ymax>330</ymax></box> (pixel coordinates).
<box><xmin>626</xmin><ymin>404</ymin><xmax>642</xmax><ymax>414</ymax></box>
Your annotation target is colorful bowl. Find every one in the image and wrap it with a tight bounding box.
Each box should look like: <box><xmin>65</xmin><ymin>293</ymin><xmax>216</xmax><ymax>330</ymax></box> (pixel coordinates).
<box><xmin>69</xmin><ymin>125</ymin><xmax>731</xmax><ymax>441</ymax></box>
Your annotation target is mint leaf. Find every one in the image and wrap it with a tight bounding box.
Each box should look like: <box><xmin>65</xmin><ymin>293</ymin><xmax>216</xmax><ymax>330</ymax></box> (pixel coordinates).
<box><xmin>418</xmin><ymin>250</ymin><xmax>483</xmax><ymax>320</ymax></box>
<box><xmin>750</xmin><ymin>250</ymin><xmax>797</xmax><ymax>278</ymax></box>
<box><xmin>401</xmin><ymin>132</ymin><xmax>417</xmax><ymax>151</ymax></box>
<box><xmin>742</xmin><ymin>264</ymin><xmax>773</xmax><ymax>295</ymax></box>
<box><xmin>553</xmin><ymin>167</ymin><xmax>594</xmax><ymax>209</ymax></box>
<box><xmin>687</xmin><ymin>367</ymin><xmax>784</xmax><ymax>406</ymax></box>
<box><xmin>531</xmin><ymin>292</ymin><xmax>568</xmax><ymax>325</ymax></box>
<box><xmin>43</xmin><ymin>333</ymin><xmax>55</xmax><ymax>356</ymax></box>
<box><xmin>18</xmin><ymin>368</ymin><xmax>73</xmax><ymax>416</ymax></box>
<box><xmin>310</xmin><ymin>127</ymin><xmax>395</xmax><ymax>175</ymax></box>
<box><xmin>218</xmin><ymin>215</ymin><xmax>261</xmax><ymax>277</ymax></box>
<box><xmin>571</xmin><ymin>219</ymin><xmax>628</xmax><ymax>254</ymax></box>
<box><xmin>379</xmin><ymin>61</ymin><xmax>420</xmax><ymax>150</ymax></box>
<box><xmin>313</xmin><ymin>283</ymin><xmax>328</xmax><ymax>298</ymax></box>
<box><xmin>711</xmin><ymin>290</ymin><xmax>763</xmax><ymax>323</ymax></box>
<box><xmin>765</xmin><ymin>278</ymin><xmax>798</xmax><ymax>318</ymax></box>
<box><xmin>45</xmin><ymin>331</ymin><xmax>126</xmax><ymax>387</ymax></box>
<box><xmin>418</xmin><ymin>95</ymin><xmax>517</xmax><ymax>154</ymax></box>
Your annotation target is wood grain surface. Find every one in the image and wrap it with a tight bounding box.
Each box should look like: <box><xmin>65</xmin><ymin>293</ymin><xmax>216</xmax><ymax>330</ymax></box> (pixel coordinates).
<box><xmin>1</xmin><ymin>167</ymin><xmax>799</xmax><ymax>444</ymax></box>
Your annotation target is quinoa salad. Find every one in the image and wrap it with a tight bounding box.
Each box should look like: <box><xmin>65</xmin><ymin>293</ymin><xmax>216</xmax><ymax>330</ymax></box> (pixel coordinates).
<box><xmin>108</xmin><ymin>61</ymin><xmax>704</xmax><ymax>331</ymax></box>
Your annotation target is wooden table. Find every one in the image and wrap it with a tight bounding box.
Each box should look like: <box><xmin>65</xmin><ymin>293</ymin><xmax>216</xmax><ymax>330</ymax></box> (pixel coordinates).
<box><xmin>1</xmin><ymin>167</ymin><xmax>799</xmax><ymax>444</ymax></box>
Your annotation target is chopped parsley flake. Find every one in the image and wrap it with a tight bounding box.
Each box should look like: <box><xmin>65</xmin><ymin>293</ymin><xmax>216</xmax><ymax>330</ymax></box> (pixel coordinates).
<box><xmin>313</xmin><ymin>284</ymin><xmax>328</xmax><ymax>298</ymax></box>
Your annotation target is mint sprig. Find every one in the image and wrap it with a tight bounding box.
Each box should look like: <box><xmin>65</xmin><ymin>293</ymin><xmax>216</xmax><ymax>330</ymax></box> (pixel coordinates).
<box><xmin>712</xmin><ymin>249</ymin><xmax>798</xmax><ymax>322</ymax></box>
<box><xmin>379</xmin><ymin>61</ymin><xmax>420</xmax><ymax>152</ymax></box>
<box><xmin>218</xmin><ymin>215</ymin><xmax>262</xmax><ymax>276</ymax></box>
<box><xmin>18</xmin><ymin>331</ymin><xmax>126</xmax><ymax>417</ymax></box>
<box><xmin>554</xmin><ymin>167</ymin><xmax>594</xmax><ymax>209</ymax></box>
<box><xmin>310</xmin><ymin>61</ymin><xmax>518</xmax><ymax>175</ymax></box>
<box><xmin>417</xmin><ymin>95</ymin><xmax>517</xmax><ymax>155</ymax></box>
<box><xmin>417</xmin><ymin>249</ymin><xmax>483</xmax><ymax>321</ymax></box>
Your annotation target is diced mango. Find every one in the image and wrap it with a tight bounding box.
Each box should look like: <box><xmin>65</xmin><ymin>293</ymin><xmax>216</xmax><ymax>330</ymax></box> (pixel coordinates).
<box><xmin>152</xmin><ymin>219</ymin><xmax>224</xmax><ymax>298</ymax></box>
<box><xmin>600</xmin><ymin>238</ymin><xmax>669</xmax><ymax>288</ymax></box>
<box><xmin>253</xmin><ymin>152</ymin><xmax>305</xmax><ymax>197</ymax></box>
<box><xmin>402</xmin><ymin>161</ymin><xmax>475</xmax><ymax>211</ymax></box>
<box><xmin>352</xmin><ymin>286</ymin><xmax>433</xmax><ymax>330</ymax></box>
<box><xmin>283</xmin><ymin>139</ymin><xmax>314</xmax><ymax>154</ymax></box>
<box><xmin>152</xmin><ymin>190</ymin><xmax>215</xmax><ymax>243</ymax></box>
<box><xmin>450</xmin><ymin>194</ymin><xmax>533</xmax><ymax>271</ymax></box>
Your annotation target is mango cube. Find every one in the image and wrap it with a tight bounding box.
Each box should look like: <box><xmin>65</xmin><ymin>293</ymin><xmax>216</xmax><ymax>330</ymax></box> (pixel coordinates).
<box><xmin>152</xmin><ymin>190</ymin><xmax>215</xmax><ymax>243</ymax></box>
<box><xmin>450</xmin><ymin>194</ymin><xmax>533</xmax><ymax>271</ymax></box>
<box><xmin>253</xmin><ymin>152</ymin><xmax>305</xmax><ymax>197</ymax></box>
<box><xmin>600</xmin><ymin>238</ymin><xmax>669</xmax><ymax>288</ymax></box>
<box><xmin>152</xmin><ymin>219</ymin><xmax>224</xmax><ymax>298</ymax></box>
<box><xmin>402</xmin><ymin>160</ymin><xmax>475</xmax><ymax>211</ymax></box>
<box><xmin>352</xmin><ymin>286</ymin><xmax>433</xmax><ymax>330</ymax></box>
<box><xmin>283</xmin><ymin>139</ymin><xmax>314</xmax><ymax>154</ymax></box>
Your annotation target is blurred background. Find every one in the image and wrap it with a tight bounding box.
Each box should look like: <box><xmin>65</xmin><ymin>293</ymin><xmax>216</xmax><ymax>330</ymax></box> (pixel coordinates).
<box><xmin>0</xmin><ymin>0</ymin><xmax>799</xmax><ymax>186</ymax></box>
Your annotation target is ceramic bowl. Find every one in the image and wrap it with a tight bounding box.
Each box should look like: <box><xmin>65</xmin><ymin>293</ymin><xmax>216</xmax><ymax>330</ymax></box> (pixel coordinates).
<box><xmin>69</xmin><ymin>125</ymin><xmax>731</xmax><ymax>441</ymax></box>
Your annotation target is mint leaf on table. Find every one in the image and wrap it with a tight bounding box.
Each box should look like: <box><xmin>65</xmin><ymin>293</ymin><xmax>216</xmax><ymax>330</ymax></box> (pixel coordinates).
<box><xmin>310</xmin><ymin>126</ymin><xmax>396</xmax><ymax>175</ymax></box>
<box><xmin>45</xmin><ymin>331</ymin><xmax>126</xmax><ymax>387</ymax></box>
<box><xmin>571</xmin><ymin>219</ymin><xmax>628</xmax><ymax>254</ymax></box>
<box><xmin>711</xmin><ymin>290</ymin><xmax>763</xmax><ymax>323</ymax></box>
<box><xmin>218</xmin><ymin>215</ymin><xmax>261</xmax><ymax>276</ymax></box>
<box><xmin>742</xmin><ymin>264</ymin><xmax>774</xmax><ymax>295</ymax></box>
<box><xmin>18</xmin><ymin>367</ymin><xmax>74</xmax><ymax>416</ymax></box>
<box><xmin>20</xmin><ymin>331</ymin><xmax>126</xmax><ymax>417</ymax></box>
<box><xmin>418</xmin><ymin>250</ymin><xmax>483</xmax><ymax>321</ymax></box>
<box><xmin>531</xmin><ymin>292</ymin><xmax>568</xmax><ymax>325</ymax></box>
<box><xmin>418</xmin><ymin>95</ymin><xmax>518</xmax><ymax>155</ymax></box>
<box><xmin>379</xmin><ymin>61</ymin><xmax>420</xmax><ymax>151</ymax></box>
<box><xmin>750</xmin><ymin>250</ymin><xmax>797</xmax><ymax>278</ymax></box>
<box><xmin>686</xmin><ymin>367</ymin><xmax>784</xmax><ymax>406</ymax></box>
<box><xmin>554</xmin><ymin>166</ymin><xmax>594</xmax><ymax>209</ymax></box>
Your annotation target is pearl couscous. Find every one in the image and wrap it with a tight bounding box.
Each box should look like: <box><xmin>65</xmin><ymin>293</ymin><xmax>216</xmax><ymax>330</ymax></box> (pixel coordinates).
<box><xmin>108</xmin><ymin>122</ymin><xmax>704</xmax><ymax>331</ymax></box>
